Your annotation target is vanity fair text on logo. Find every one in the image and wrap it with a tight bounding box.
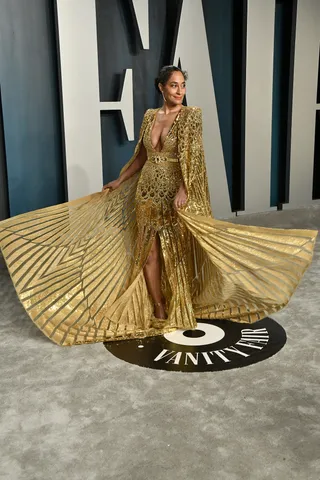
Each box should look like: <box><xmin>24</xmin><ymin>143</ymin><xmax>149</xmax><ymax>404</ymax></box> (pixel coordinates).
<box><xmin>154</xmin><ymin>328</ymin><xmax>269</xmax><ymax>366</ymax></box>
<box><xmin>104</xmin><ymin>319</ymin><xmax>287</xmax><ymax>372</ymax></box>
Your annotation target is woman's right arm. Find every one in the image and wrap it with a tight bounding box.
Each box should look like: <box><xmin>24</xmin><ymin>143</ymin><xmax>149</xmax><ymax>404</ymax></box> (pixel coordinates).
<box><xmin>102</xmin><ymin>143</ymin><xmax>147</xmax><ymax>191</ymax></box>
<box><xmin>119</xmin><ymin>143</ymin><xmax>147</xmax><ymax>183</ymax></box>
<box><xmin>102</xmin><ymin>111</ymin><xmax>149</xmax><ymax>191</ymax></box>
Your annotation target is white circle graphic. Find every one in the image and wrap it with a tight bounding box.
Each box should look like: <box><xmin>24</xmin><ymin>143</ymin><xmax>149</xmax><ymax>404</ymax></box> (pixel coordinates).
<box><xmin>163</xmin><ymin>322</ymin><xmax>225</xmax><ymax>346</ymax></box>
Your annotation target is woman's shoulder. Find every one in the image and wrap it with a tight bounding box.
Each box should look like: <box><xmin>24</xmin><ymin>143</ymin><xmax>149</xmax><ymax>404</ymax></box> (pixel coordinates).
<box><xmin>183</xmin><ymin>106</ymin><xmax>202</xmax><ymax>124</ymax></box>
<box><xmin>184</xmin><ymin>105</ymin><xmax>201</xmax><ymax>111</ymax></box>
<box><xmin>144</xmin><ymin>108</ymin><xmax>157</xmax><ymax>115</ymax></box>
<box><xmin>184</xmin><ymin>105</ymin><xmax>202</xmax><ymax>115</ymax></box>
<box><xmin>141</xmin><ymin>108</ymin><xmax>157</xmax><ymax>122</ymax></box>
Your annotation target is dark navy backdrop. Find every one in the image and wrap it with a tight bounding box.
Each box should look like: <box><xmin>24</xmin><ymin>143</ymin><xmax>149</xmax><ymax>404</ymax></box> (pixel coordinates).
<box><xmin>0</xmin><ymin>0</ymin><xmax>65</xmax><ymax>217</ymax></box>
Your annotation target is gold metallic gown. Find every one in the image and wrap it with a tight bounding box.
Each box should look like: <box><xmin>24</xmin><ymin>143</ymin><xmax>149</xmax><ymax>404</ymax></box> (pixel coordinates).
<box><xmin>0</xmin><ymin>106</ymin><xmax>317</xmax><ymax>346</ymax></box>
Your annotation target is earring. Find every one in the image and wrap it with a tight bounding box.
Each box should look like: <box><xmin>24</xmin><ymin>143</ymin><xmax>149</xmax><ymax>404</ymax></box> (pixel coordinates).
<box><xmin>161</xmin><ymin>92</ymin><xmax>167</xmax><ymax>103</ymax></box>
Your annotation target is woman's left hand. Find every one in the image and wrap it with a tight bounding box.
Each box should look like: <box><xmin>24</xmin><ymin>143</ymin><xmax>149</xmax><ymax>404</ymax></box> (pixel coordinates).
<box><xmin>174</xmin><ymin>185</ymin><xmax>188</xmax><ymax>210</ymax></box>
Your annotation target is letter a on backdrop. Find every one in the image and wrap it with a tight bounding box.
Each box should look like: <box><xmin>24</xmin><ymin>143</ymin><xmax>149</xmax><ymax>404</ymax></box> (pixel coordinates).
<box><xmin>174</xmin><ymin>0</ymin><xmax>233</xmax><ymax>218</ymax></box>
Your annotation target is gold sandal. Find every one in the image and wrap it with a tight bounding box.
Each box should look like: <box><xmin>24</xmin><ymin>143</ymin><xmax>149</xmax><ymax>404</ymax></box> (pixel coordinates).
<box><xmin>151</xmin><ymin>301</ymin><xmax>168</xmax><ymax>329</ymax></box>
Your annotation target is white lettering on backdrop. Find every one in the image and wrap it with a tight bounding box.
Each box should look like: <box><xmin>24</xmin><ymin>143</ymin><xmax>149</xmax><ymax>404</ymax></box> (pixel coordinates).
<box><xmin>55</xmin><ymin>0</ymin><xmax>319</xmax><ymax>215</ymax></box>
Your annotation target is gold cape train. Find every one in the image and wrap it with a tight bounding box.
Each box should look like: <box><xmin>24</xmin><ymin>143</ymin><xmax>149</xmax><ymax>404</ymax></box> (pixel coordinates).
<box><xmin>0</xmin><ymin>106</ymin><xmax>317</xmax><ymax>346</ymax></box>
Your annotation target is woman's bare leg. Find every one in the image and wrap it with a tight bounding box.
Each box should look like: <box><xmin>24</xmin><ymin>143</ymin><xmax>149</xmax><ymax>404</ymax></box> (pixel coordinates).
<box><xmin>143</xmin><ymin>234</ymin><xmax>167</xmax><ymax>319</ymax></box>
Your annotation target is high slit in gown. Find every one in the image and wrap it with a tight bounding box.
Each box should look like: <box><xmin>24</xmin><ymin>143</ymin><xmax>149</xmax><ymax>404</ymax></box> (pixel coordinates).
<box><xmin>0</xmin><ymin>105</ymin><xmax>317</xmax><ymax>345</ymax></box>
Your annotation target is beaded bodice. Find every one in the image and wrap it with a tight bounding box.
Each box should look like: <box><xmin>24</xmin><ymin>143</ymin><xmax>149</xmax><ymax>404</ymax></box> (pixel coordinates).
<box><xmin>143</xmin><ymin>109</ymin><xmax>179</xmax><ymax>162</ymax></box>
<box><xmin>135</xmin><ymin>109</ymin><xmax>183</xmax><ymax>231</ymax></box>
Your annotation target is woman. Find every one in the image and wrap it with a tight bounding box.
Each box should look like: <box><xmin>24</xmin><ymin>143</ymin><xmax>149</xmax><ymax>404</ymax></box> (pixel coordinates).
<box><xmin>103</xmin><ymin>66</ymin><xmax>190</xmax><ymax>326</ymax></box>
<box><xmin>0</xmin><ymin>66</ymin><xmax>317</xmax><ymax>346</ymax></box>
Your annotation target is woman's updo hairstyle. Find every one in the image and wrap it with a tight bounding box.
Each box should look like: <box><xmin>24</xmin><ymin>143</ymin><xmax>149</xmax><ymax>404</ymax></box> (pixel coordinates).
<box><xmin>154</xmin><ymin>65</ymin><xmax>188</xmax><ymax>93</ymax></box>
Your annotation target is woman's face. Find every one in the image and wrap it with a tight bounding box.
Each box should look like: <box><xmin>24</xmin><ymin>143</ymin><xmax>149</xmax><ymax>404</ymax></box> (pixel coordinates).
<box><xmin>159</xmin><ymin>71</ymin><xmax>186</xmax><ymax>106</ymax></box>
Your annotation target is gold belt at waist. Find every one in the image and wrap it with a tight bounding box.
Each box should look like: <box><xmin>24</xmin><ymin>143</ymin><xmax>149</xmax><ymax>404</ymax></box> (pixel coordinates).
<box><xmin>148</xmin><ymin>155</ymin><xmax>179</xmax><ymax>164</ymax></box>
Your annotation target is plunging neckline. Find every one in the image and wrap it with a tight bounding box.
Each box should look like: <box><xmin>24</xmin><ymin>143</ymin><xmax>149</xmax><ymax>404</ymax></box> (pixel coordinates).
<box><xmin>150</xmin><ymin>106</ymin><xmax>184</xmax><ymax>153</ymax></box>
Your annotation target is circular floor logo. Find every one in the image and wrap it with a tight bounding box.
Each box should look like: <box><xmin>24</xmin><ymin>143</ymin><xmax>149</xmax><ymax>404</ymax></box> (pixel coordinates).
<box><xmin>104</xmin><ymin>317</ymin><xmax>286</xmax><ymax>372</ymax></box>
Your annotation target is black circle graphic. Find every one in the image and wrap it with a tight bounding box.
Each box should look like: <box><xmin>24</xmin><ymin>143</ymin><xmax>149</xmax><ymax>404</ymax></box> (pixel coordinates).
<box><xmin>183</xmin><ymin>329</ymin><xmax>206</xmax><ymax>338</ymax></box>
<box><xmin>104</xmin><ymin>317</ymin><xmax>287</xmax><ymax>372</ymax></box>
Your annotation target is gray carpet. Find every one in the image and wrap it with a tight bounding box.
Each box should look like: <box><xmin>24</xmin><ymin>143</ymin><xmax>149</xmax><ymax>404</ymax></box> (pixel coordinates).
<box><xmin>0</xmin><ymin>205</ymin><xmax>319</xmax><ymax>480</ymax></box>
